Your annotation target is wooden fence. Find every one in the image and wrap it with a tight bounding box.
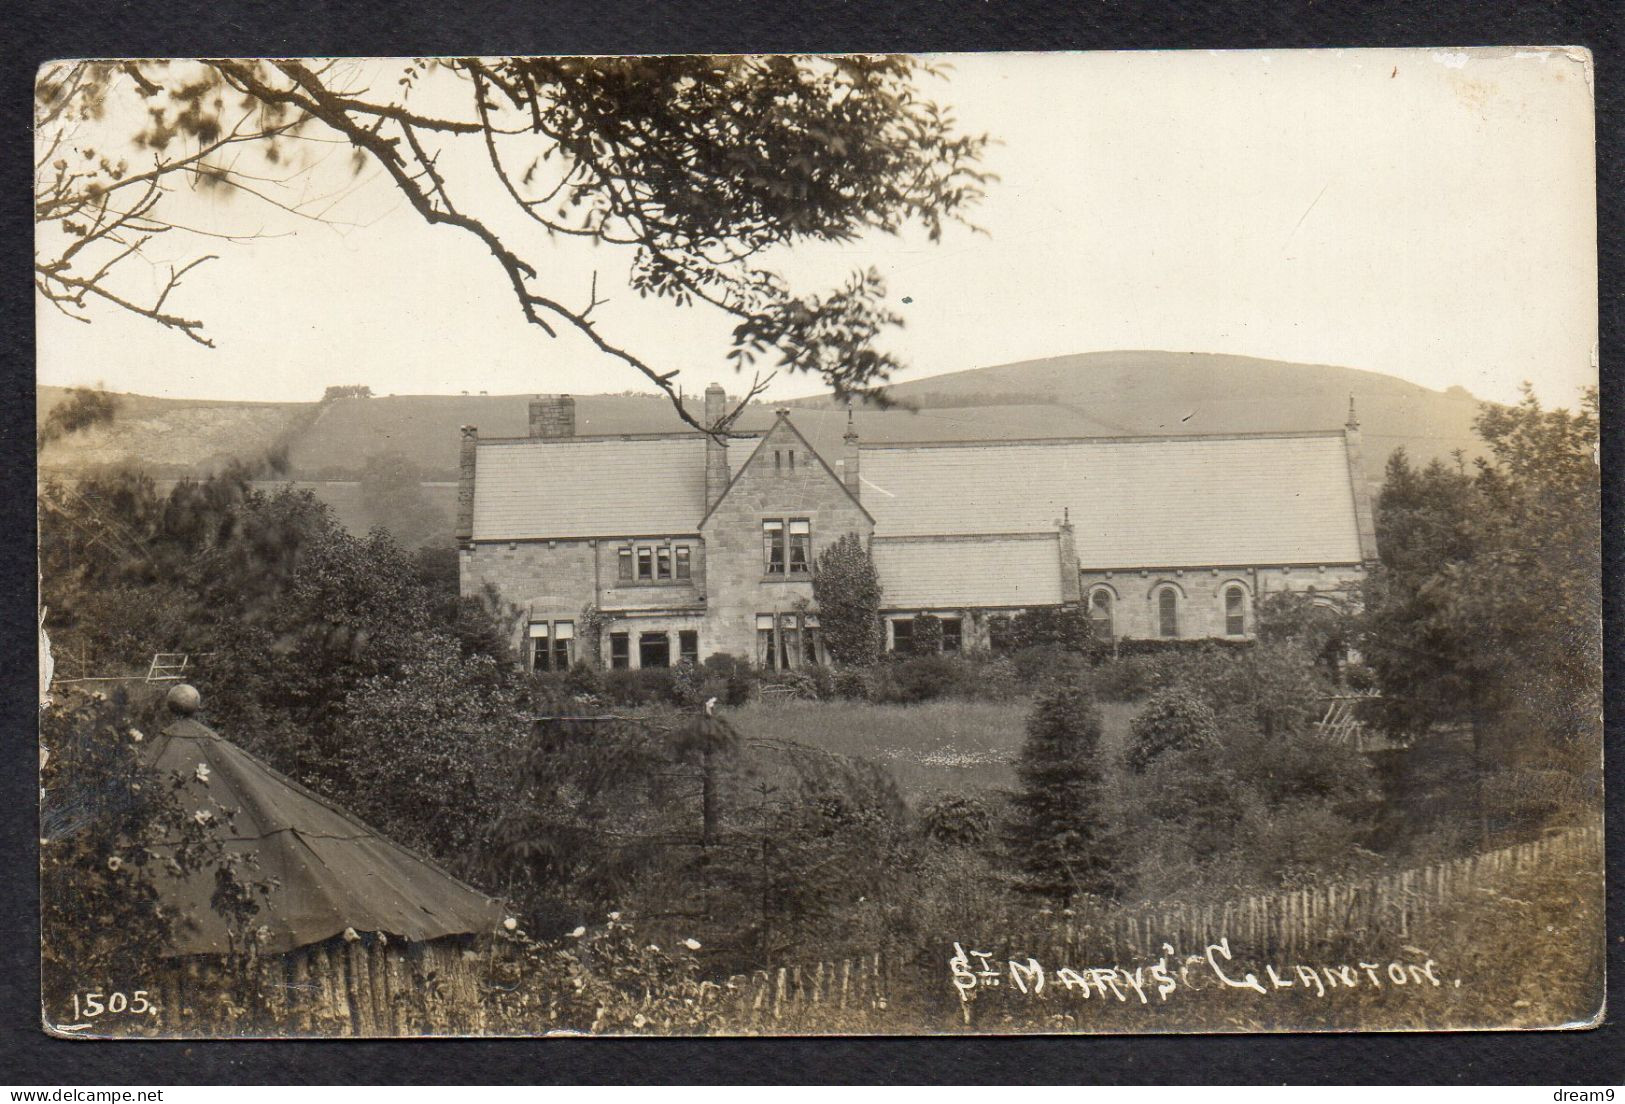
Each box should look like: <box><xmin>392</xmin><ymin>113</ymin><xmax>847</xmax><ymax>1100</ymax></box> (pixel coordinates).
<box><xmin>139</xmin><ymin>824</ymin><xmax>1599</xmax><ymax>1036</ymax></box>
<box><xmin>986</xmin><ymin>823</ymin><xmax>1602</xmax><ymax>967</ymax></box>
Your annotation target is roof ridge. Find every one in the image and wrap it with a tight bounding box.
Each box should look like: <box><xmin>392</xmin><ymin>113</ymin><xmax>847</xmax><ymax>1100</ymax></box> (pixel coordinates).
<box><xmin>477</xmin><ymin>431</ymin><xmax>708</xmax><ymax>445</ymax></box>
<box><xmin>858</xmin><ymin>429</ymin><xmax>1348</xmax><ymax>449</ymax></box>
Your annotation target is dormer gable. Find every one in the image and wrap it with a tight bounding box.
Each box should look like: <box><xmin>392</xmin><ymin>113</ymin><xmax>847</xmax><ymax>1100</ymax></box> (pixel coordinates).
<box><xmin>698</xmin><ymin>409</ymin><xmax>874</xmax><ymax>531</ymax></box>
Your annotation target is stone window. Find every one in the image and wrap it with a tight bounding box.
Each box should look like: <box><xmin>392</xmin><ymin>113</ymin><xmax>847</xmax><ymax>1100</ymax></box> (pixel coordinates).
<box><xmin>763</xmin><ymin>520</ymin><xmax>786</xmax><ymax>574</ymax></box>
<box><xmin>617</xmin><ymin>547</ymin><xmax>633</xmax><ymax>582</ymax></box>
<box><xmin>1224</xmin><ymin>585</ymin><xmax>1248</xmax><ymax>636</ymax></box>
<box><xmin>788</xmin><ymin>519</ymin><xmax>812</xmax><ymax>574</ymax></box>
<box><xmin>1089</xmin><ymin>588</ymin><xmax>1114</xmax><ymax>639</ymax></box>
<box><xmin>528</xmin><ymin>620</ymin><xmax>575</xmax><ymax>671</ymax></box>
<box><xmin>656</xmin><ymin>546</ymin><xmax>673</xmax><ymax>581</ymax></box>
<box><xmin>675</xmin><ymin>545</ymin><xmax>692</xmax><ymax>580</ymax></box>
<box><xmin>1157</xmin><ymin>587</ymin><xmax>1179</xmax><ymax>639</ymax></box>
<box><xmin>987</xmin><ymin>614</ymin><xmax>1014</xmax><ymax>653</ymax></box>
<box><xmin>755</xmin><ymin>612</ymin><xmax>820</xmax><ymax>669</ymax></box>
<box><xmin>940</xmin><ymin>616</ymin><xmax>963</xmax><ymax>653</ymax></box>
<box><xmin>639</xmin><ymin>631</ymin><xmax>670</xmax><ymax>668</ymax></box>
<box><xmin>679</xmin><ymin>629</ymin><xmax>699</xmax><ymax>666</ymax></box>
<box><xmin>756</xmin><ymin>614</ymin><xmax>778</xmax><ymax>666</ymax></box>
<box><xmin>890</xmin><ymin>617</ymin><xmax>915</xmax><ymax>654</ymax></box>
<box><xmin>802</xmin><ymin>614</ymin><xmax>821</xmax><ymax>665</ymax></box>
<box><xmin>637</xmin><ymin>546</ymin><xmax>654</xmax><ymax>581</ymax></box>
<box><xmin>609</xmin><ymin>631</ymin><xmax>630</xmax><ymax>669</ymax></box>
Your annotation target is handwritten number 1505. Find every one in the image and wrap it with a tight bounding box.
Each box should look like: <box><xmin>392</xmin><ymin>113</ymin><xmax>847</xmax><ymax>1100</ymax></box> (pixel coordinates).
<box><xmin>71</xmin><ymin>990</ymin><xmax>154</xmax><ymax>1018</ymax></box>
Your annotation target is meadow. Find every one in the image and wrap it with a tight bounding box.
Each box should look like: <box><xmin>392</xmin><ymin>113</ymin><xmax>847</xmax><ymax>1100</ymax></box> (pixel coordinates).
<box><xmin>729</xmin><ymin>696</ymin><xmax>1138</xmax><ymax>801</ymax></box>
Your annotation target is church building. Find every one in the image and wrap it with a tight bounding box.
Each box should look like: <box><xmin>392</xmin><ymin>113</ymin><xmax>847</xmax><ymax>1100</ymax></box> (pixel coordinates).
<box><xmin>456</xmin><ymin>385</ymin><xmax>1378</xmax><ymax>671</ymax></box>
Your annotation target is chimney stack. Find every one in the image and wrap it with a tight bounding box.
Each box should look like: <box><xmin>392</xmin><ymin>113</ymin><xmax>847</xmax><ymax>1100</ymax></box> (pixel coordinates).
<box><xmin>704</xmin><ymin>383</ymin><xmax>730</xmax><ymax>510</ymax></box>
<box><xmin>1342</xmin><ymin>395</ymin><xmax>1380</xmax><ymax>564</ymax></box>
<box><xmin>842</xmin><ymin>406</ymin><xmax>861</xmax><ymax>500</ymax></box>
<box><xmin>1057</xmin><ymin>507</ymin><xmax>1081</xmax><ymax>605</ymax></box>
<box><xmin>456</xmin><ymin>424</ymin><xmax>478</xmax><ymax>542</ymax></box>
<box><xmin>529</xmin><ymin>395</ymin><xmax>576</xmax><ymax>438</ymax></box>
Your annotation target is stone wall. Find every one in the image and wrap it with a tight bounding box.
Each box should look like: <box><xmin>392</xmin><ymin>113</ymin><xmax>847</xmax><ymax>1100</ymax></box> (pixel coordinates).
<box><xmin>460</xmin><ymin>536</ymin><xmax>706</xmax><ymax>663</ymax></box>
<box><xmin>1078</xmin><ymin>563</ymin><xmax>1367</xmax><ymax>642</ymax></box>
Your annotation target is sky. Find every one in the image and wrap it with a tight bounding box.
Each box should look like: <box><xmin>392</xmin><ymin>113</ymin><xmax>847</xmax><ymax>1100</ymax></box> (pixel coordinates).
<box><xmin>36</xmin><ymin>48</ymin><xmax>1598</xmax><ymax>408</ymax></box>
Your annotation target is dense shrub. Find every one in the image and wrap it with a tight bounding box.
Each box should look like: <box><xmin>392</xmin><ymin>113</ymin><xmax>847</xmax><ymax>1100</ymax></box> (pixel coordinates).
<box><xmin>601</xmin><ymin>666</ymin><xmax>679</xmax><ymax>707</ymax></box>
<box><xmin>1113</xmin><ymin>637</ymin><xmax>1252</xmax><ymax>659</ymax></box>
<box><xmin>1004</xmin><ymin>605</ymin><xmax>1096</xmax><ymax>653</ymax></box>
<box><xmin>1168</xmin><ymin>641</ymin><xmax>1331</xmax><ymax>738</ymax></box>
<box><xmin>1006</xmin><ymin>686</ymin><xmax>1119</xmax><ymax>904</ymax></box>
<box><xmin>1080</xmin><ymin>653</ymin><xmax>1182</xmax><ymax>701</ymax></box>
<box><xmin>911</xmin><ymin>613</ymin><xmax>945</xmax><ymax>655</ymax></box>
<box><xmin>811</xmin><ymin>533</ymin><xmax>883</xmax><ymax>666</ymax></box>
<box><xmin>703</xmin><ymin>653</ymin><xmax>757</xmax><ymax>706</ymax></box>
<box><xmin>1007</xmin><ymin>644</ymin><xmax>1089</xmax><ymax>690</ymax></box>
<box><xmin>1125</xmin><ymin>688</ymin><xmax>1220</xmax><ymax>773</ymax></box>
<box><xmin>561</xmin><ymin>660</ymin><xmax>605</xmax><ymax>700</ymax></box>
<box><xmin>832</xmin><ymin>666</ymin><xmax>874</xmax><ymax>701</ymax></box>
<box><xmin>878</xmin><ymin>654</ymin><xmax>962</xmax><ymax>704</ymax></box>
<box><xmin>919</xmin><ymin>792</ymin><xmax>993</xmax><ymax>847</ymax></box>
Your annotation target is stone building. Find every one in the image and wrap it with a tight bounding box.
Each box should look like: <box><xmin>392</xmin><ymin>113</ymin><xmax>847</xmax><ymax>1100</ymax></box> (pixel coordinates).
<box><xmin>457</xmin><ymin>387</ymin><xmax>1377</xmax><ymax>670</ymax></box>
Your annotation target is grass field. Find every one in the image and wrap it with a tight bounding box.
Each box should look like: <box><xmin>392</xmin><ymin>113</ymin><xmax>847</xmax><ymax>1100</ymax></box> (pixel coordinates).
<box><xmin>729</xmin><ymin>697</ymin><xmax>1138</xmax><ymax>801</ymax></box>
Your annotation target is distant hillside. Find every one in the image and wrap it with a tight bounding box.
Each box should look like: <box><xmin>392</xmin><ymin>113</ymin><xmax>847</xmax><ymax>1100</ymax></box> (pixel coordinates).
<box><xmin>793</xmin><ymin>350</ymin><xmax>1487</xmax><ymax>484</ymax></box>
<box><xmin>39</xmin><ymin>352</ymin><xmax>1491</xmax><ymax>540</ymax></box>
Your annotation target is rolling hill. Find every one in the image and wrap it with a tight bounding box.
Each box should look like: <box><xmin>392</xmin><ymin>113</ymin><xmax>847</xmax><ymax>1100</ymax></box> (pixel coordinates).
<box><xmin>39</xmin><ymin>351</ymin><xmax>1491</xmax><ymax>540</ymax></box>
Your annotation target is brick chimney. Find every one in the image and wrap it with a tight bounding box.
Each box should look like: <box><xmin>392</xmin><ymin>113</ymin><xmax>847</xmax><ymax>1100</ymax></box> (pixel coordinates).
<box><xmin>704</xmin><ymin>383</ymin><xmax>730</xmax><ymax>510</ymax></box>
<box><xmin>456</xmin><ymin>425</ymin><xmax>478</xmax><ymax>542</ymax></box>
<box><xmin>1058</xmin><ymin>507</ymin><xmax>1081</xmax><ymax>604</ymax></box>
<box><xmin>1343</xmin><ymin>396</ymin><xmax>1380</xmax><ymax>564</ymax></box>
<box><xmin>529</xmin><ymin>394</ymin><xmax>576</xmax><ymax>438</ymax></box>
<box><xmin>842</xmin><ymin>406</ymin><xmax>861</xmax><ymax>500</ymax></box>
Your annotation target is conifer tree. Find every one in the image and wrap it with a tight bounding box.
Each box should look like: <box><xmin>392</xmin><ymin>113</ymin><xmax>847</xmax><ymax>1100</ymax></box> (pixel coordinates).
<box><xmin>1007</xmin><ymin>686</ymin><xmax>1118</xmax><ymax>906</ymax></box>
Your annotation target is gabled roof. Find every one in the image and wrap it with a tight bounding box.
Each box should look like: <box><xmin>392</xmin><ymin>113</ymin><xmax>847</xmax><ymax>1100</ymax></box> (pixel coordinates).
<box><xmin>698</xmin><ymin>411</ymin><xmax>873</xmax><ymax>529</ymax></box>
<box><xmin>472</xmin><ymin>435</ymin><xmax>707</xmax><ymax>540</ymax></box>
<box><xmin>873</xmin><ymin>536</ymin><xmax>1063</xmax><ymax>609</ymax></box>
<box><xmin>860</xmin><ymin>432</ymin><xmax>1364</xmax><ymax>568</ymax></box>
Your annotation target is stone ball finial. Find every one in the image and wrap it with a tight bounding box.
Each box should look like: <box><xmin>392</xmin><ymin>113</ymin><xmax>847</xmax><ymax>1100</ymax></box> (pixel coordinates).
<box><xmin>166</xmin><ymin>683</ymin><xmax>201</xmax><ymax>716</ymax></box>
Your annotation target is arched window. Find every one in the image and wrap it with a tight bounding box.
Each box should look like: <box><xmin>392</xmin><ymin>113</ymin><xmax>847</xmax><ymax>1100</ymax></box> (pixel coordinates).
<box><xmin>1223</xmin><ymin>585</ymin><xmax>1248</xmax><ymax>636</ymax></box>
<box><xmin>1157</xmin><ymin>587</ymin><xmax>1179</xmax><ymax>638</ymax></box>
<box><xmin>1088</xmin><ymin>588</ymin><xmax>1114</xmax><ymax>639</ymax></box>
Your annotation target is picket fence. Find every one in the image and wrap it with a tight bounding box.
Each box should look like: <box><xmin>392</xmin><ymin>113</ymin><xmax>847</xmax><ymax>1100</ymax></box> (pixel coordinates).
<box><xmin>142</xmin><ymin>824</ymin><xmax>1598</xmax><ymax>1036</ymax></box>
<box><xmin>997</xmin><ymin>823</ymin><xmax>1603</xmax><ymax>967</ymax></box>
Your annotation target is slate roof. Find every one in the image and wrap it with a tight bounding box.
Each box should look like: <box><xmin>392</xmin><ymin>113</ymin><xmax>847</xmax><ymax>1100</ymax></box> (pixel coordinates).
<box><xmin>859</xmin><ymin>432</ymin><xmax>1364</xmax><ymax>568</ymax></box>
<box><xmin>873</xmin><ymin>537</ymin><xmax>1064</xmax><ymax>609</ymax></box>
<box><xmin>145</xmin><ymin>717</ymin><xmax>503</xmax><ymax>957</ymax></box>
<box><xmin>472</xmin><ymin>435</ymin><xmax>707</xmax><ymax>540</ymax></box>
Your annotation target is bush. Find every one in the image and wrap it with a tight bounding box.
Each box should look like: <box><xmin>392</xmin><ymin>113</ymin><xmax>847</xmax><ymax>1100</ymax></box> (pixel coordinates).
<box><xmin>832</xmin><ymin>667</ymin><xmax>874</xmax><ymax>701</ymax></box>
<box><xmin>1005</xmin><ymin>605</ymin><xmax>1096</xmax><ymax>653</ymax></box>
<box><xmin>911</xmin><ymin>613</ymin><xmax>945</xmax><ymax>655</ymax></box>
<box><xmin>561</xmin><ymin>660</ymin><xmax>605</xmax><ymax>700</ymax></box>
<box><xmin>811</xmin><ymin>533</ymin><xmax>883</xmax><ymax>666</ymax></box>
<box><xmin>878</xmin><ymin>654</ymin><xmax>962</xmax><ymax>704</ymax></box>
<box><xmin>1008</xmin><ymin>644</ymin><xmax>1089</xmax><ymax>690</ymax></box>
<box><xmin>1081</xmin><ymin>653</ymin><xmax>1182</xmax><ymax>701</ymax></box>
<box><xmin>703</xmin><ymin>653</ymin><xmax>756</xmax><ymax>706</ymax></box>
<box><xmin>1125</xmin><ymin>688</ymin><xmax>1220</xmax><ymax>773</ymax></box>
<box><xmin>919</xmin><ymin>792</ymin><xmax>993</xmax><ymax>847</ymax></box>
<box><xmin>601</xmin><ymin>666</ymin><xmax>679</xmax><ymax>707</ymax></box>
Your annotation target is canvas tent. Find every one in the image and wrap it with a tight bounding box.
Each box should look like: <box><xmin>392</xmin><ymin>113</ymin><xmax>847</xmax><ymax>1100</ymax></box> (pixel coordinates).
<box><xmin>144</xmin><ymin>695</ymin><xmax>501</xmax><ymax>958</ymax></box>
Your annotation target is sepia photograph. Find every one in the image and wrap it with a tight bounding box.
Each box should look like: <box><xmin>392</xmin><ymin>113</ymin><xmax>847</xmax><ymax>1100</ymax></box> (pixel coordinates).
<box><xmin>34</xmin><ymin>49</ymin><xmax>1602</xmax><ymax>1039</ymax></box>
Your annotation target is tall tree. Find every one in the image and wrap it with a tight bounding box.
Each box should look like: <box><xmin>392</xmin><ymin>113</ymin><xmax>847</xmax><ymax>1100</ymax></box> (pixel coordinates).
<box><xmin>36</xmin><ymin>58</ymin><xmax>990</xmax><ymax>426</ymax></box>
<box><xmin>1361</xmin><ymin>387</ymin><xmax>1601</xmax><ymax>769</ymax></box>
<box><xmin>1006</xmin><ymin>686</ymin><xmax>1118</xmax><ymax>906</ymax></box>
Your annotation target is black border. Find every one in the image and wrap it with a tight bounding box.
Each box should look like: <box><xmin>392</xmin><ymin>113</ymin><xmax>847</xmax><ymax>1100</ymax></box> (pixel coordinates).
<box><xmin>4</xmin><ymin>0</ymin><xmax>1619</xmax><ymax>1085</ymax></box>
